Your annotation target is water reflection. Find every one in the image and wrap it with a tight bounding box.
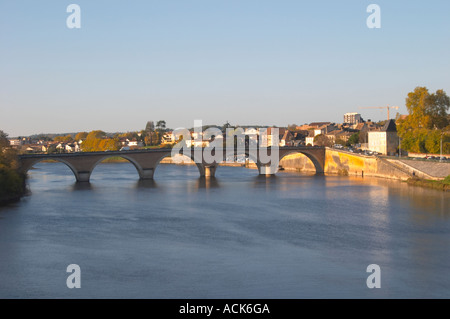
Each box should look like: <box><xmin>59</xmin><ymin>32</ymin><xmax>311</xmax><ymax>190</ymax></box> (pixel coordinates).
<box><xmin>253</xmin><ymin>174</ymin><xmax>278</xmax><ymax>191</ymax></box>
<box><xmin>135</xmin><ymin>179</ymin><xmax>158</xmax><ymax>189</ymax></box>
<box><xmin>196</xmin><ymin>177</ymin><xmax>219</xmax><ymax>189</ymax></box>
<box><xmin>72</xmin><ymin>182</ymin><xmax>93</xmax><ymax>191</ymax></box>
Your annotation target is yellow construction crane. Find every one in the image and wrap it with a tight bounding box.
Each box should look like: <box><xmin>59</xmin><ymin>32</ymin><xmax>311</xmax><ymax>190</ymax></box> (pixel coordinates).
<box><xmin>358</xmin><ymin>105</ymin><xmax>399</xmax><ymax>121</ymax></box>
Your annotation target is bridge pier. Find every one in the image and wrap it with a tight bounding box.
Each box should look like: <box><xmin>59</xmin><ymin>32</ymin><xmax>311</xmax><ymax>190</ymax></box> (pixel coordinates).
<box><xmin>139</xmin><ymin>168</ymin><xmax>155</xmax><ymax>180</ymax></box>
<box><xmin>76</xmin><ymin>171</ymin><xmax>91</xmax><ymax>183</ymax></box>
<box><xmin>258</xmin><ymin>164</ymin><xmax>278</xmax><ymax>176</ymax></box>
<box><xmin>204</xmin><ymin>165</ymin><xmax>217</xmax><ymax>177</ymax></box>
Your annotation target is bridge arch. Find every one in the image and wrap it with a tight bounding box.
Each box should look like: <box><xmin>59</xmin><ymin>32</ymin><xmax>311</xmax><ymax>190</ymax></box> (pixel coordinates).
<box><xmin>153</xmin><ymin>153</ymin><xmax>205</xmax><ymax>177</ymax></box>
<box><xmin>88</xmin><ymin>155</ymin><xmax>145</xmax><ymax>180</ymax></box>
<box><xmin>278</xmin><ymin>150</ymin><xmax>324</xmax><ymax>174</ymax></box>
<box><xmin>223</xmin><ymin>150</ymin><xmax>259</xmax><ymax>166</ymax></box>
<box><xmin>21</xmin><ymin>157</ymin><xmax>80</xmax><ymax>181</ymax></box>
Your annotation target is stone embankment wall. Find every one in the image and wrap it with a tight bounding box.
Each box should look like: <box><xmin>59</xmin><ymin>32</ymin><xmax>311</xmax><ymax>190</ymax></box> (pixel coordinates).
<box><xmin>280</xmin><ymin>149</ymin><xmax>415</xmax><ymax>181</ymax></box>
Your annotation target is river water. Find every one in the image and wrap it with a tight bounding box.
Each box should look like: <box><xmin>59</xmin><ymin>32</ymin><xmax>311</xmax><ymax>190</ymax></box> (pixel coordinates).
<box><xmin>0</xmin><ymin>162</ymin><xmax>449</xmax><ymax>298</ymax></box>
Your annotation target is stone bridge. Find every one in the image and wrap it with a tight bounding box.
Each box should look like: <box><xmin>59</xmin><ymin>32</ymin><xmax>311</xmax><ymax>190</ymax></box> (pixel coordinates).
<box><xmin>19</xmin><ymin>146</ymin><xmax>325</xmax><ymax>182</ymax></box>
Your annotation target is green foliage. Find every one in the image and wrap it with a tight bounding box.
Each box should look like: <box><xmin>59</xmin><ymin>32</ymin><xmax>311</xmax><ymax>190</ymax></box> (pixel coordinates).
<box><xmin>75</xmin><ymin>132</ymin><xmax>88</xmax><ymax>141</ymax></box>
<box><xmin>156</xmin><ymin>120</ymin><xmax>166</xmax><ymax>132</ymax></box>
<box><xmin>397</xmin><ymin>87</ymin><xmax>450</xmax><ymax>154</ymax></box>
<box><xmin>334</xmin><ymin>138</ymin><xmax>347</xmax><ymax>146</ymax></box>
<box><xmin>47</xmin><ymin>144</ymin><xmax>57</xmax><ymax>154</ymax></box>
<box><xmin>424</xmin><ymin>130</ymin><xmax>441</xmax><ymax>154</ymax></box>
<box><xmin>0</xmin><ymin>131</ymin><xmax>25</xmax><ymax>203</ymax></box>
<box><xmin>144</xmin><ymin>131</ymin><xmax>160</xmax><ymax>146</ymax></box>
<box><xmin>54</xmin><ymin>135</ymin><xmax>73</xmax><ymax>143</ymax></box>
<box><xmin>407</xmin><ymin>176</ymin><xmax>450</xmax><ymax>191</ymax></box>
<box><xmin>0</xmin><ymin>148</ymin><xmax>20</xmax><ymax>170</ymax></box>
<box><xmin>81</xmin><ymin>131</ymin><xmax>120</xmax><ymax>152</ymax></box>
<box><xmin>86</xmin><ymin>130</ymin><xmax>106</xmax><ymax>140</ymax></box>
<box><xmin>0</xmin><ymin>168</ymin><xmax>25</xmax><ymax>199</ymax></box>
<box><xmin>0</xmin><ymin>130</ymin><xmax>10</xmax><ymax>150</ymax></box>
<box><xmin>145</xmin><ymin>121</ymin><xmax>155</xmax><ymax>132</ymax></box>
<box><xmin>347</xmin><ymin>132</ymin><xmax>360</xmax><ymax>146</ymax></box>
<box><xmin>443</xmin><ymin>175</ymin><xmax>450</xmax><ymax>185</ymax></box>
<box><xmin>313</xmin><ymin>134</ymin><xmax>332</xmax><ymax>147</ymax></box>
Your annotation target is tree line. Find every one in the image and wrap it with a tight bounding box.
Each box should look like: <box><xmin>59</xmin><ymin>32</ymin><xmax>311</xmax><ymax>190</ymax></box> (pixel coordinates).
<box><xmin>397</xmin><ymin>87</ymin><xmax>450</xmax><ymax>154</ymax></box>
<box><xmin>0</xmin><ymin>131</ymin><xmax>26</xmax><ymax>205</ymax></box>
<box><xmin>47</xmin><ymin>120</ymin><xmax>169</xmax><ymax>153</ymax></box>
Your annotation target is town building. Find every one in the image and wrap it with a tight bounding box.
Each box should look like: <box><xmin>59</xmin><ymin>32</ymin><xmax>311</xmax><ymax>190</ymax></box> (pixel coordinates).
<box><xmin>368</xmin><ymin>119</ymin><xmax>399</xmax><ymax>155</ymax></box>
<box><xmin>326</xmin><ymin>130</ymin><xmax>353</xmax><ymax>144</ymax></box>
<box><xmin>8</xmin><ymin>139</ymin><xmax>22</xmax><ymax>147</ymax></box>
<box><xmin>344</xmin><ymin>113</ymin><xmax>363</xmax><ymax>125</ymax></box>
<box><xmin>161</xmin><ymin>131</ymin><xmax>176</xmax><ymax>144</ymax></box>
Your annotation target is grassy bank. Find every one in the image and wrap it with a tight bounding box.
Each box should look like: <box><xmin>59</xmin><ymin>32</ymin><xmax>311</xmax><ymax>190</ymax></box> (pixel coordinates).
<box><xmin>406</xmin><ymin>175</ymin><xmax>450</xmax><ymax>191</ymax></box>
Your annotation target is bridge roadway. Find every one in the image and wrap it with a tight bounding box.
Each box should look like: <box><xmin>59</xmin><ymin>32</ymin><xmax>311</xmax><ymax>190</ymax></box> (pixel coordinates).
<box><xmin>19</xmin><ymin>146</ymin><xmax>325</xmax><ymax>182</ymax></box>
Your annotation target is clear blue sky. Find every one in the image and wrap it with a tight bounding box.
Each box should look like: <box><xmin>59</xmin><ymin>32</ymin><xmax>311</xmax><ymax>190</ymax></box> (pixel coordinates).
<box><xmin>1</xmin><ymin>0</ymin><xmax>450</xmax><ymax>136</ymax></box>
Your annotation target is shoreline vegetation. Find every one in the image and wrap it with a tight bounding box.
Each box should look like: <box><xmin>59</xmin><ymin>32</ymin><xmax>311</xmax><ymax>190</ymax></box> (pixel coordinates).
<box><xmin>0</xmin><ymin>131</ymin><xmax>28</xmax><ymax>206</ymax></box>
<box><xmin>0</xmin><ymin>167</ymin><xmax>27</xmax><ymax>207</ymax></box>
<box><xmin>0</xmin><ymin>169</ymin><xmax>27</xmax><ymax>206</ymax></box>
<box><xmin>406</xmin><ymin>176</ymin><xmax>450</xmax><ymax>192</ymax></box>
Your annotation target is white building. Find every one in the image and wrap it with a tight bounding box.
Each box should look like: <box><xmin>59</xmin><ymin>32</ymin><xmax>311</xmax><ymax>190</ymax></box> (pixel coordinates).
<box><xmin>344</xmin><ymin>113</ymin><xmax>362</xmax><ymax>125</ymax></box>
<box><xmin>8</xmin><ymin>139</ymin><xmax>22</xmax><ymax>146</ymax></box>
<box><xmin>305</xmin><ymin>136</ymin><xmax>315</xmax><ymax>146</ymax></box>
<box><xmin>368</xmin><ymin>120</ymin><xmax>399</xmax><ymax>155</ymax></box>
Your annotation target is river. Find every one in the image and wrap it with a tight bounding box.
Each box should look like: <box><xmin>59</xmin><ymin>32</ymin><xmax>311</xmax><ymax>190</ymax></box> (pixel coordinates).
<box><xmin>0</xmin><ymin>162</ymin><xmax>449</xmax><ymax>298</ymax></box>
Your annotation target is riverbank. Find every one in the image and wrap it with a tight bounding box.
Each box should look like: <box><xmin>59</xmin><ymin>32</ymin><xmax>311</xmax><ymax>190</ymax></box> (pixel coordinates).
<box><xmin>0</xmin><ymin>193</ymin><xmax>24</xmax><ymax>206</ymax></box>
<box><xmin>406</xmin><ymin>176</ymin><xmax>450</xmax><ymax>191</ymax></box>
<box><xmin>0</xmin><ymin>169</ymin><xmax>27</xmax><ymax>206</ymax></box>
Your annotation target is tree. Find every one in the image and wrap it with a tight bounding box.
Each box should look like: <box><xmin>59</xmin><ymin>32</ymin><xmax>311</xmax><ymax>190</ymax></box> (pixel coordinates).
<box><xmin>145</xmin><ymin>121</ymin><xmax>155</xmax><ymax>132</ymax></box>
<box><xmin>86</xmin><ymin>130</ymin><xmax>106</xmax><ymax>140</ymax></box>
<box><xmin>397</xmin><ymin>87</ymin><xmax>450</xmax><ymax>154</ymax></box>
<box><xmin>80</xmin><ymin>130</ymin><xmax>120</xmax><ymax>152</ymax></box>
<box><xmin>144</xmin><ymin>135</ymin><xmax>153</xmax><ymax>146</ymax></box>
<box><xmin>47</xmin><ymin>144</ymin><xmax>57</xmax><ymax>154</ymax></box>
<box><xmin>156</xmin><ymin>120</ymin><xmax>166</xmax><ymax>132</ymax></box>
<box><xmin>0</xmin><ymin>130</ymin><xmax>25</xmax><ymax>202</ymax></box>
<box><xmin>54</xmin><ymin>135</ymin><xmax>73</xmax><ymax>143</ymax></box>
<box><xmin>0</xmin><ymin>130</ymin><xmax>10</xmax><ymax>150</ymax></box>
<box><xmin>428</xmin><ymin>89</ymin><xmax>450</xmax><ymax>129</ymax></box>
<box><xmin>347</xmin><ymin>132</ymin><xmax>360</xmax><ymax>146</ymax></box>
<box><xmin>359</xmin><ymin>131</ymin><xmax>368</xmax><ymax>144</ymax></box>
<box><xmin>138</xmin><ymin>130</ymin><xmax>147</xmax><ymax>142</ymax></box>
<box><xmin>335</xmin><ymin>138</ymin><xmax>347</xmax><ymax>146</ymax></box>
<box><xmin>75</xmin><ymin>132</ymin><xmax>88</xmax><ymax>141</ymax></box>
<box><xmin>313</xmin><ymin>134</ymin><xmax>332</xmax><ymax>147</ymax></box>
